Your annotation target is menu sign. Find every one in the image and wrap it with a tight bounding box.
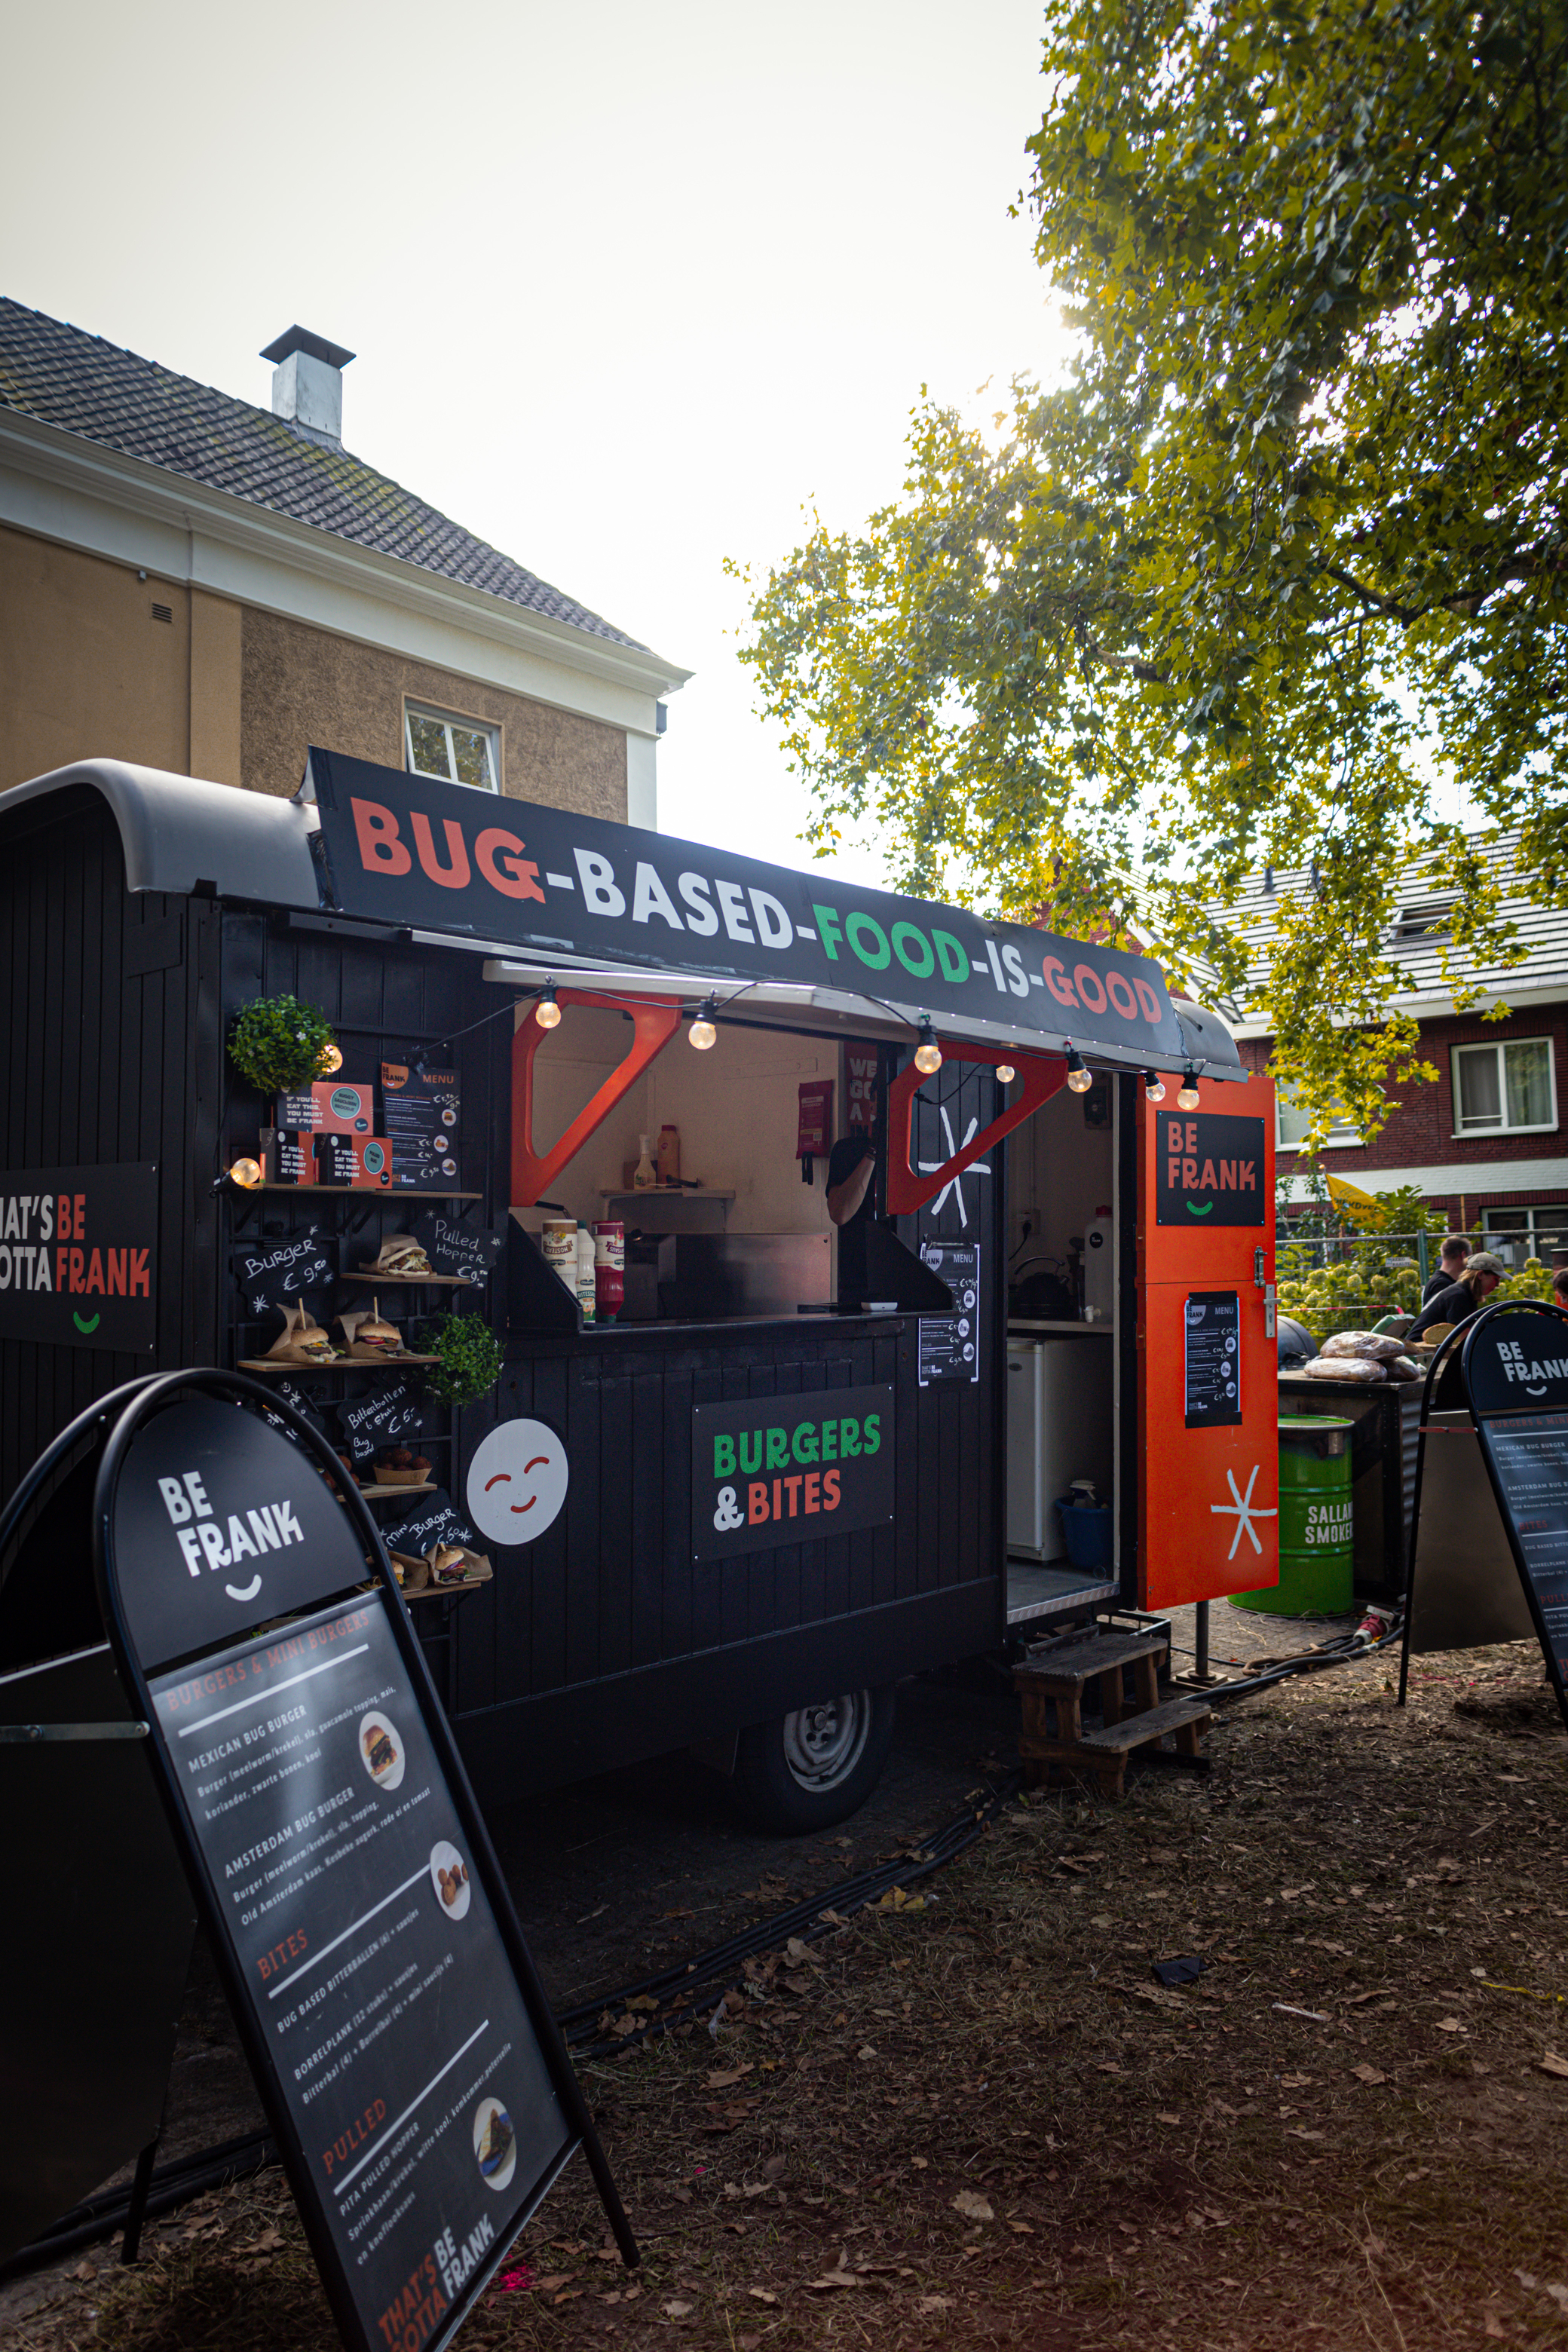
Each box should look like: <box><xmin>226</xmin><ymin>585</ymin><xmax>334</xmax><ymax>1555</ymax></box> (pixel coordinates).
<box><xmin>1155</xmin><ymin>1115</ymin><xmax>1265</xmax><ymax>1227</ymax></box>
<box><xmin>149</xmin><ymin>1600</ymin><xmax>563</xmax><ymax>2348</ymax></box>
<box><xmin>412</xmin><ymin>1214</ymin><xmax>504</xmax><ymax>1286</ymax></box>
<box><xmin>387</xmin><ymin>1490</ymin><xmax>477</xmax><ymax>1562</ymax></box>
<box><xmin>917</xmin><ymin>1242</ymin><xmax>979</xmax><ymax>1386</ymax></box>
<box><xmin>1463</xmin><ymin>1309</ymin><xmax>1568</xmax><ymax>1716</ymax></box>
<box><xmin>337</xmin><ymin>1384</ymin><xmax>427</xmax><ymax>1465</ymax></box>
<box><xmin>0</xmin><ymin>1162</ymin><xmax>158</xmax><ymax>1352</ymax></box>
<box><xmin>1184</xmin><ymin>1291</ymin><xmax>1241</xmax><ymax>1429</ymax></box>
<box><xmin>98</xmin><ymin>1384</ymin><xmax>628</xmax><ymax>2352</ymax></box>
<box><xmin>691</xmin><ymin>1383</ymin><xmax>895</xmax><ymax>1563</ymax></box>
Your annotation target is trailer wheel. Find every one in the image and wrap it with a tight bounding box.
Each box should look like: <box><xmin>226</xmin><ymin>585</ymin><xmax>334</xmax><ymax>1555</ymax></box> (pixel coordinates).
<box><xmin>735</xmin><ymin>1686</ymin><xmax>896</xmax><ymax>1834</ymax></box>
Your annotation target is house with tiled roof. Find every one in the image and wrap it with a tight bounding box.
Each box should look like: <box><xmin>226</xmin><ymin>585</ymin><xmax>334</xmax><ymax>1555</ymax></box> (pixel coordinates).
<box><xmin>0</xmin><ymin>303</ymin><xmax>687</xmax><ymax>819</ymax></box>
<box><xmin>1214</xmin><ymin>839</ymin><xmax>1568</xmax><ymax>1263</ymax></box>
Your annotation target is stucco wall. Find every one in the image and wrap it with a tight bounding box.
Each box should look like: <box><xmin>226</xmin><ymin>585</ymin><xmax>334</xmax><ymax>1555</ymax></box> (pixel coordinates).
<box><xmin>0</xmin><ymin>525</ymin><xmax>245</xmax><ymax>789</ymax></box>
<box><xmin>240</xmin><ymin>607</ymin><xmax>629</xmax><ymax>818</ymax></box>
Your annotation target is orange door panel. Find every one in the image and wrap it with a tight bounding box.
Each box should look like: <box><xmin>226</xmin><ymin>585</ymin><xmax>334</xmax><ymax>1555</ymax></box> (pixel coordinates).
<box><xmin>1137</xmin><ymin>1073</ymin><xmax>1278</xmax><ymax>1611</ymax></box>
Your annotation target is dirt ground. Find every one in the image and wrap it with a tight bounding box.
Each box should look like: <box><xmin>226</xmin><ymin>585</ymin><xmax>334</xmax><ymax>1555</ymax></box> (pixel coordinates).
<box><xmin>11</xmin><ymin>1624</ymin><xmax>1568</xmax><ymax>2352</ymax></box>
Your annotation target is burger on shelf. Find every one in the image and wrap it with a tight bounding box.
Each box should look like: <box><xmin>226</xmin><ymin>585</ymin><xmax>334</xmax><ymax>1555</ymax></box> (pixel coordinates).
<box><xmin>369</xmin><ymin>1234</ymin><xmax>433</xmax><ymax>1278</ymax></box>
<box><xmin>338</xmin><ymin>1300</ymin><xmax>412</xmax><ymax>1359</ymax></box>
<box><xmin>262</xmin><ymin>1303</ymin><xmax>340</xmax><ymax>1364</ymax></box>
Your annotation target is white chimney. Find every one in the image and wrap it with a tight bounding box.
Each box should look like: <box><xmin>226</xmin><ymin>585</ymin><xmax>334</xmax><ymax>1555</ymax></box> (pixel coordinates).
<box><xmin>261</xmin><ymin>326</ymin><xmax>355</xmax><ymax>445</ymax></box>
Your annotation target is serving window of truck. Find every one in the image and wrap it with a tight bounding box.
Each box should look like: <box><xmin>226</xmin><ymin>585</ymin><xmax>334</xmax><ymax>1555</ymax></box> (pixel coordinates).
<box><xmin>0</xmin><ymin>752</ymin><xmax>1275</xmax><ymax>1831</ymax></box>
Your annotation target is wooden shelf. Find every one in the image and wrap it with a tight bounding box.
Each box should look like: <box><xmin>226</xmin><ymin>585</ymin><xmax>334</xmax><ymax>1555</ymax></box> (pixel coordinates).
<box><xmin>358</xmin><ymin>1482</ymin><xmax>435</xmax><ymax>1500</ymax></box>
<box><xmin>237</xmin><ymin>1356</ymin><xmax>438</xmax><ymax>1373</ymax></box>
<box><xmin>344</xmin><ymin>1269</ymin><xmax>480</xmax><ymax>1286</ymax></box>
<box><xmin>405</xmin><ymin>1579</ymin><xmax>487</xmax><ymax>1603</ymax></box>
<box><xmin>241</xmin><ymin>1186</ymin><xmax>482</xmax><ymax>1200</ymax></box>
<box><xmin>597</xmin><ymin>1187</ymin><xmax>733</xmax><ymax>1201</ymax></box>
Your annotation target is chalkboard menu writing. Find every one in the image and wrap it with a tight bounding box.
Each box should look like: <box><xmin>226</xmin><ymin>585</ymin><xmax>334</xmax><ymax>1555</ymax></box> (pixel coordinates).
<box><xmin>149</xmin><ymin>1598</ymin><xmax>562</xmax><ymax>2344</ymax></box>
<box><xmin>232</xmin><ymin>1229</ymin><xmax>335</xmax><ymax>1317</ymax></box>
<box><xmin>412</xmin><ymin>1215</ymin><xmax>504</xmax><ymax>1285</ymax></box>
<box><xmin>1184</xmin><ymin>1291</ymin><xmax>1241</xmax><ymax>1429</ymax></box>
<box><xmin>917</xmin><ymin>1242</ymin><xmax>980</xmax><ymax>1386</ymax></box>
<box><xmin>336</xmin><ymin>1384</ymin><xmax>427</xmax><ymax>1465</ymax></box>
<box><xmin>388</xmin><ymin>1489</ymin><xmax>476</xmax><ymax>1562</ymax></box>
<box><xmin>258</xmin><ymin>1380</ymin><xmax>331</xmax><ymax>1447</ymax></box>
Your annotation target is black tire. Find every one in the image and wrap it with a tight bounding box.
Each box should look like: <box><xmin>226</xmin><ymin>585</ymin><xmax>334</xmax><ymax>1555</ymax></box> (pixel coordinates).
<box><xmin>734</xmin><ymin>1686</ymin><xmax>897</xmax><ymax>1834</ymax></box>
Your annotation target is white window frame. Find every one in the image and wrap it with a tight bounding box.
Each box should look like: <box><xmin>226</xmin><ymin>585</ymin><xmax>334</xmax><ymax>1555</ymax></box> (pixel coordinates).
<box><xmin>403</xmin><ymin>702</ymin><xmax>501</xmax><ymax>794</ymax></box>
<box><xmin>1450</xmin><ymin>1037</ymin><xmax>1558</xmax><ymax>1138</ymax></box>
<box><xmin>1481</xmin><ymin>1204</ymin><xmax>1568</xmax><ymax>1266</ymax></box>
<box><xmin>1275</xmin><ymin>1087</ymin><xmax>1362</xmax><ymax>1152</ymax></box>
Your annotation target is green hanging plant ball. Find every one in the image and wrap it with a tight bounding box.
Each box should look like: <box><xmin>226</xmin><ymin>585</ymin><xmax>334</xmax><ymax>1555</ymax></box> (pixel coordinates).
<box><xmin>229</xmin><ymin>994</ymin><xmax>341</xmax><ymax>1093</ymax></box>
<box><xmin>421</xmin><ymin>1313</ymin><xmax>504</xmax><ymax>1407</ymax></box>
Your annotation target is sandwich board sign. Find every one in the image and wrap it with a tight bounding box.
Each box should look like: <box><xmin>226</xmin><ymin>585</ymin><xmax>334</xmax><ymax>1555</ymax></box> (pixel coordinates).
<box><xmin>1401</xmin><ymin>1301</ymin><xmax>1568</xmax><ymax>1728</ymax></box>
<box><xmin>91</xmin><ymin>1369</ymin><xmax>633</xmax><ymax>2352</ymax></box>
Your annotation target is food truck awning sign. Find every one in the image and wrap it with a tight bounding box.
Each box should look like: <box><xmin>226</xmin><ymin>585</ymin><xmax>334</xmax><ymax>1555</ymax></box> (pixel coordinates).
<box><xmin>306</xmin><ymin>749</ymin><xmax>1193</xmax><ymax>1065</ymax></box>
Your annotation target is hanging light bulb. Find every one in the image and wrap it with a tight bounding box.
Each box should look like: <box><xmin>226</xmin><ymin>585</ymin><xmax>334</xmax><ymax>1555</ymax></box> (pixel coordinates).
<box><xmin>228</xmin><ymin>1156</ymin><xmax>262</xmax><ymax>1189</ymax></box>
<box><xmin>534</xmin><ymin>982</ymin><xmax>562</xmax><ymax>1031</ymax></box>
<box><xmin>1144</xmin><ymin>1070</ymin><xmax>1166</xmax><ymax>1104</ymax></box>
<box><xmin>1177</xmin><ymin>1067</ymin><xmax>1202</xmax><ymax>1110</ymax></box>
<box><xmin>913</xmin><ymin>1018</ymin><xmax>943</xmax><ymax>1076</ymax></box>
<box><xmin>689</xmin><ymin>996</ymin><xmax>718</xmax><ymax>1050</ymax></box>
<box><xmin>318</xmin><ymin>1040</ymin><xmax>344</xmax><ymax>1075</ymax></box>
<box><xmin>994</xmin><ymin>1062</ymin><xmax>1015</xmax><ymax>1086</ymax></box>
<box><xmin>1065</xmin><ymin>1043</ymin><xmax>1092</xmax><ymax>1095</ymax></box>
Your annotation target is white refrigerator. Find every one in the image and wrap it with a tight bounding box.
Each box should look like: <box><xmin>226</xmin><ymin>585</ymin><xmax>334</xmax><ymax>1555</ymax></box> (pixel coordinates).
<box><xmin>1006</xmin><ymin>1334</ymin><xmax>1116</xmax><ymax>1560</ymax></box>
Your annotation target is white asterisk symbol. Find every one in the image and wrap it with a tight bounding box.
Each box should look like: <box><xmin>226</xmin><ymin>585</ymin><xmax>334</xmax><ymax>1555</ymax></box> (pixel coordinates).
<box><xmin>917</xmin><ymin>1105</ymin><xmax>991</xmax><ymax>1227</ymax></box>
<box><xmin>1209</xmin><ymin>1464</ymin><xmax>1278</xmax><ymax>1560</ymax></box>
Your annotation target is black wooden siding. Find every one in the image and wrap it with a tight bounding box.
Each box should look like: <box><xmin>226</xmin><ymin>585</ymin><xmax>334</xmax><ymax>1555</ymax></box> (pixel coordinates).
<box><xmin>0</xmin><ymin>795</ymin><xmax>221</xmax><ymax>1505</ymax></box>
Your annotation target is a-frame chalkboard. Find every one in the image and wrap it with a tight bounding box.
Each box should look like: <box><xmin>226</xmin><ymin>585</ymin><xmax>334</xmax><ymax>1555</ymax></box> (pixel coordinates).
<box><xmin>1401</xmin><ymin>1300</ymin><xmax>1568</xmax><ymax>1729</ymax></box>
<box><xmin>90</xmin><ymin>1369</ymin><xmax>633</xmax><ymax>2352</ymax></box>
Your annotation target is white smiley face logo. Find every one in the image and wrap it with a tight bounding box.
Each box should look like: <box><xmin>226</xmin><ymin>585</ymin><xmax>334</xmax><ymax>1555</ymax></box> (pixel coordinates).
<box><xmin>466</xmin><ymin>1419</ymin><xmax>570</xmax><ymax>1545</ymax></box>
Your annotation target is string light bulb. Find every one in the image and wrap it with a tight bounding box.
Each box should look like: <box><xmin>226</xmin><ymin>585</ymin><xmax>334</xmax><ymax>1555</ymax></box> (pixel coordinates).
<box><xmin>689</xmin><ymin>997</ymin><xmax>718</xmax><ymax>1050</ymax></box>
<box><xmin>228</xmin><ymin>1157</ymin><xmax>262</xmax><ymax>1189</ymax></box>
<box><xmin>995</xmin><ymin>1063</ymin><xmax>1015</xmax><ymax>1086</ymax></box>
<box><xmin>318</xmin><ymin>1040</ymin><xmax>343</xmax><ymax>1075</ymax></box>
<box><xmin>1065</xmin><ymin>1044</ymin><xmax>1092</xmax><ymax>1095</ymax></box>
<box><xmin>534</xmin><ymin>983</ymin><xmax>562</xmax><ymax>1031</ymax></box>
<box><xmin>913</xmin><ymin>1018</ymin><xmax>943</xmax><ymax>1076</ymax></box>
<box><xmin>1144</xmin><ymin>1070</ymin><xmax>1166</xmax><ymax>1104</ymax></box>
<box><xmin>1178</xmin><ymin>1067</ymin><xmax>1202</xmax><ymax>1110</ymax></box>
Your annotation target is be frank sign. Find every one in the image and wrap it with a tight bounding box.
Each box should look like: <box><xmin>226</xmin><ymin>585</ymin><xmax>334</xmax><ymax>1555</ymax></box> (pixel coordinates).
<box><xmin>306</xmin><ymin>749</ymin><xmax>1185</xmax><ymax>1065</ymax></box>
<box><xmin>96</xmin><ymin>1380</ymin><xmax>631</xmax><ymax>2352</ymax></box>
<box><xmin>0</xmin><ymin>1162</ymin><xmax>158</xmax><ymax>1352</ymax></box>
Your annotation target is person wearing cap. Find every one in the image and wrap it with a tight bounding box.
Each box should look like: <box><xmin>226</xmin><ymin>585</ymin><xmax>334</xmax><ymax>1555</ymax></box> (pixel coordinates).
<box><xmin>1407</xmin><ymin>1251</ymin><xmax>1508</xmax><ymax>1340</ymax></box>
<box><xmin>1421</xmin><ymin>1235</ymin><xmax>1471</xmax><ymax>1304</ymax></box>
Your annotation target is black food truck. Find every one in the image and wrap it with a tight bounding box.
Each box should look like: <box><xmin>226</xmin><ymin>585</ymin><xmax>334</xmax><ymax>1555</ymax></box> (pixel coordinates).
<box><xmin>0</xmin><ymin>752</ymin><xmax>1277</xmax><ymax>1833</ymax></box>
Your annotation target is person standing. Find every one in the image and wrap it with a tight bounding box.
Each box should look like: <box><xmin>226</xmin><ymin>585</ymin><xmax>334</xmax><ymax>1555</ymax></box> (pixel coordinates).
<box><xmin>1408</xmin><ymin>1251</ymin><xmax>1507</xmax><ymax>1340</ymax></box>
<box><xmin>1421</xmin><ymin>1235</ymin><xmax>1470</xmax><ymax>1303</ymax></box>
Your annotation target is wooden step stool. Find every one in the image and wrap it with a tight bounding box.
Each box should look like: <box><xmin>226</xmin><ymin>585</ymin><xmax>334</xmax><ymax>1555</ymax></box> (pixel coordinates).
<box><xmin>1012</xmin><ymin>1627</ymin><xmax>1211</xmax><ymax>1799</ymax></box>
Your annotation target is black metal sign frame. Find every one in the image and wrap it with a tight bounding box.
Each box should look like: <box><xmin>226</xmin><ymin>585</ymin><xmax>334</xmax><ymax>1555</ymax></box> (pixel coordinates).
<box><xmin>1400</xmin><ymin>1299</ymin><xmax>1568</xmax><ymax>1731</ymax></box>
<box><xmin>90</xmin><ymin>1368</ymin><xmax>634</xmax><ymax>2352</ymax></box>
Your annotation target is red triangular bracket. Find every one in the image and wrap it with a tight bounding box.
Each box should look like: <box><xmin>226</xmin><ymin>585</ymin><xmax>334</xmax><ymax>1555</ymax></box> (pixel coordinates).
<box><xmin>511</xmin><ymin>988</ymin><xmax>683</xmax><ymax>1205</ymax></box>
<box><xmin>885</xmin><ymin>1043</ymin><xmax>1067</xmax><ymax>1217</ymax></box>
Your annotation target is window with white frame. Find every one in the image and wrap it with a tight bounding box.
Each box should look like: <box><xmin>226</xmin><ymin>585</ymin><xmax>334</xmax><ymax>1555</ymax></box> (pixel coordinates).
<box><xmin>1481</xmin><ymin>1204</ymin><xmax>1568</xmax><ymax>1267</ymax></box>
<box><xmin>1451</xmin><ymin>1037</ymin><xmax>1557</xmax><ymax>1135</ymax></box>
<box><xmin>404</xmin><ymin>704</ymin><xmax>500</xmax><ymax>792</ymax></box>
<box><xmin>1276</xmin><ymin>1088</ymin><xmax>1362</xmax><ymax>1150</ymax></box>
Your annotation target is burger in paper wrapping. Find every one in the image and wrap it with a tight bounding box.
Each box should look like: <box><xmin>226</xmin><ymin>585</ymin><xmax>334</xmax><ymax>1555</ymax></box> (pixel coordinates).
<box><xmin>265</xmin><ymin>1301</ymin><xmax>338</xmax><ymax>1364</ymax></box>
<box><xmin>1320</xmin><ymin>1331</ymin><xmax>1408</xmax><ymax>1363</ymax></box>
<box><xmin>1302</xmin><ymin>1354</ymin><xmax>1387</xmax><ymax>1383</ymax></box>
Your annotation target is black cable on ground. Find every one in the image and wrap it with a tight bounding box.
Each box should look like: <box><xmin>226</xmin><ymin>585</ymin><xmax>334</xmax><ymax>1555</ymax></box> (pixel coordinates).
<box><xmin>1202</xmin><ymin>1617</ymin><xmax>1405</xmax><ymax>1701</ymax></box>
<box><xmin>0</xmin><ymin>1766</ymin><xmax>1024</xmax><ymax>2277</ymax></box>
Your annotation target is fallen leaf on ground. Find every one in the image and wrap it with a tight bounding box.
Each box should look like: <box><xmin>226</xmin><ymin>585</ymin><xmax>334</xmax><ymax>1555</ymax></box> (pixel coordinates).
<box><xmin>662</xmin><ymin>2298</ymin><xmax>694</xmax><ymax>2317</ymax></box>
<box><xmin>1547</xmin><ymin>2284</ymin><xmax>1568</xmax><ymax>2312</ymax></box>
<box><xmin>952</xmin><ymin>2190</ymin><xmax>994</xmax><ymax>2222</ymax></box>
<box><xmin>1156</xmin><ymin>2112</ymin><xmax>1182</xmax><ymax>2125</ymax></box>
<box><xmin>1007</xmin><ymin>2219</ymin><xmax>1035</xmax><ymax>2234</ymax></box>
<box><xmin>1352</xmin><ymin>2063</ymin><xmax>1387</xmax><ymax>2084</ymax></box>
<box><xmin>917</xmin><ymin>2295</ymin><xmax>954</xmax><ymax>2314</ymax></box>
<box><xmin>707</xmin><ymin>2064</ymin><xmax>754</xmax><ymax>2089</ymax></box>
<box><xmin>534</xmin><ymin>2274</ymin><xmax>577</xmax><ymax>2293</ymax></box>
<box><xmin>806</xmin><ymin>2265</ymin><xmax>861</xmax><ymax>2292</ymax></box>
<box><xmin>1435</xmin><ymin>2017</ymin><xmax>1464</xmax><ymax>2033</ymax></box>
<box><xmin>1540</xmin><ymin>2053</ymin><xmax>1568</xmax><ymax>2078</ymax></box>
<box><xmin>857</xmin><ymin>2044</ymin><xmax>877</xmax><ymax>2060</ymax></box>
<box><xmin>747</xmin><ymin>2287</ymin><xmax>777</xmax><ymax>2304</ymax></box>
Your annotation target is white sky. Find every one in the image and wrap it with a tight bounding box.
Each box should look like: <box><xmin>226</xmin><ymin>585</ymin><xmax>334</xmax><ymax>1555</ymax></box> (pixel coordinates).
<box><xmin>2</xmin><ymin>0</ymin><xmax>1065</xmax><ymax>887</ymax></box>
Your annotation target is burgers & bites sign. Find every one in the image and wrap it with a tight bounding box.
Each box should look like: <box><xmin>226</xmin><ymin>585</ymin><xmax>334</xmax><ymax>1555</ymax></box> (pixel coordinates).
<box><xmin>691</xmin><ymin>1384</ymin><xmax>895</xmax><ymax>1562</ymax></box>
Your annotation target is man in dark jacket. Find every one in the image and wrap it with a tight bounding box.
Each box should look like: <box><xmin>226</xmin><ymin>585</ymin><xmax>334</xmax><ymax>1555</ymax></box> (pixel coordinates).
<box><xmin>1408</xmin><ymin>1251</ymin><xmax>1506</xmax><ymax>1340</ymax></box>
<box><xmin>1421</xmin><ymin>1235</ymin><xmax>1470</xmax><ymax>1303</ymax></box>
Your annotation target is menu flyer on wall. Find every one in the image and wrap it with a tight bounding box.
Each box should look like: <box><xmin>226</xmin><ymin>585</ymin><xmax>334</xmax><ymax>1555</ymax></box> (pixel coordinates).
<box><xmin>1184</xmin><ymin>1291</ymin><xmax>1241</xmax><ymax>1429</ymax></box>
<box><xmin>917</xmin><ymin>1242</ymin><xmax>980</xmax><ymax>1386</ymax></box>
<box><xmin>149</xmin><ymin>1597</ymin><xmax>567</xmax><ymax>2352</ymax></box>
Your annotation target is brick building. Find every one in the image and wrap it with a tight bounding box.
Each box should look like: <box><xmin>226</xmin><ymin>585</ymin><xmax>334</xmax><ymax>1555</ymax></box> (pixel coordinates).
<box><xmin>0</xmin><ymin>302</ymin><xmax>687</xmax><ymax>819</ymax></box>
<box><xmin>1216</xmin><ymin>848</ymin><xmax>1568</xmax><ymax>1263</ymax></box>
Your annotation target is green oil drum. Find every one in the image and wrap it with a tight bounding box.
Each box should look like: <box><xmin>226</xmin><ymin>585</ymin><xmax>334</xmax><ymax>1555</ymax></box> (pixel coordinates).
<box><xmin>1232</xmin><ymin>1415</ymin><xmax>1354</xmax><ymax>1615</ymax></box>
